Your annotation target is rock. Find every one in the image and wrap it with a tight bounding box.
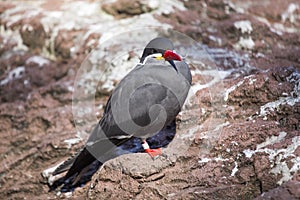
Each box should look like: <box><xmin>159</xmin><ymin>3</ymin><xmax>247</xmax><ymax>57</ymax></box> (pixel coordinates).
<box><xmin>0</xmin><ymin>0</ymin><xmax>299</xmax><ymax>199</ymax></box>
<box><xmin>255</xmin><ymin>180</ymin><xmax>300</xmax><ymax>200</ymax></box>
<box><xmin>54</xmin><ymin>29</ymin><xmax>84</xmax><ymax>59</ymax></box>
<box><xmin>102</xmin><ymin>0</ymin><xmax>158</xmax><ymax>19</ymax></box>
<box><xmin>226</xmin><ymin>67</ymin><xmax>294</xmax><ymax>109</ymax></box>
<box><xmin>0</xmin><ymin>2</ymin><xmax>14</xmax><ymax>14</ymax></box>
<box><xmin>19</xmin><ymin>15</ymin><xmax>47</xmax><ymax>52</ymax></box>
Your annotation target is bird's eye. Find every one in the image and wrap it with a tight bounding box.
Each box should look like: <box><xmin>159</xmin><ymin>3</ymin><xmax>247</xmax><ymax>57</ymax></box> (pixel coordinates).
<box><xmin>152</xmin><ymin>49</ymin><xmax>158</xmax><ymax>54</ymax></box>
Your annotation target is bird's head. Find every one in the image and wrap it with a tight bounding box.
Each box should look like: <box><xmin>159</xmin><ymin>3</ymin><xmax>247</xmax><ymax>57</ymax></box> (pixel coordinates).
<box><xmin>140</xmin><ymin>37</ymin><xmax>182</xmax><ymax>71</ymax></box>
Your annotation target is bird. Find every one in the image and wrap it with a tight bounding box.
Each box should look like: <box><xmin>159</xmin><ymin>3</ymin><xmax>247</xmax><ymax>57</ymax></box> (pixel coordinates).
<box><xmin>49</xmin><ymin>37</ymin><xmax>192</xmax><ymax>188</ymax></box>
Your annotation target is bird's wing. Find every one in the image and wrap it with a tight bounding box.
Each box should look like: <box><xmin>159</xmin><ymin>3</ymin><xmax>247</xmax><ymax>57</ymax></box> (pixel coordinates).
<box><xmin>128</xmin><ymin>82</ymin><xmax>180</xmax><ymax>127</ymax></box>
<box><xmin>175</xmin><ymin>61</ymin><xmax>192</xmax><ymax>85</ymax></box>
<box><xmin>87</xmin><ymin>62</ymin><xmax>190</xmax><ymax>141</ymax></box>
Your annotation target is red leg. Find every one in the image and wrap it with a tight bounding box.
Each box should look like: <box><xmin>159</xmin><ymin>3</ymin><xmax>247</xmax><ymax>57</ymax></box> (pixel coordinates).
<box><xmin>142</xmin><ymin>140</ymin><xmax>162</xmax><ymax>158</ymax></box>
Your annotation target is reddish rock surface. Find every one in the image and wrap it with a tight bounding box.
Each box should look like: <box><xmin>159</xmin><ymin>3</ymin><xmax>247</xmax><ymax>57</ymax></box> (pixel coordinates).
<box><xmin>0</xmin><ymin>0</ymin><xmax>299</xmax><ymax>199</ymax></box>
<box><xmin>102</xmin><ymin>0</ymin><xmax>157</xmax><ymax>19</ymax></box>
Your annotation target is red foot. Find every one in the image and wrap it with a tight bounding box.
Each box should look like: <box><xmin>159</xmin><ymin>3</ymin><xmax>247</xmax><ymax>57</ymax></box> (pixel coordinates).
<box><xmin>145</xmin><ymin>148</ymin><xmax>162</xmax><ymax>158</ymax></box>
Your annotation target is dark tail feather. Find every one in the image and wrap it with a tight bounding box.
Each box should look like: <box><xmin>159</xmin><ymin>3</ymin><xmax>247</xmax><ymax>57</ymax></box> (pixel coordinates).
<box><xmin>49</xmin><ymin>148</ymin><xmax>100</xmax><ymax>191</ymax></box>
<box><xmin>64</xmin><ymin>147</ymin><xmax>96</xmax><ymax>182</ymax></box>
<box><xmin>50</xmin><ymin>159</ymin><xmax>102</xmax><ymax>192</ymax></box>
<box><xmin>52</xmin><ymin>148</ymin><xmax>84</xmax><ymax>176</ymax></box>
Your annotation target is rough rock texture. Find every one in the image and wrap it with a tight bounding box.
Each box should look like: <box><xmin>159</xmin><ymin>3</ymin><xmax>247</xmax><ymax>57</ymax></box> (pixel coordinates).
<box><xmin>102</xmin><ymin>0</ymin><xmax>158</xmax><ymax>19</ymax></box>
<box><xmin>255</xmin><ymin>181</ymin><xmax>300</xmax><ymax>200</ymax></box>
<box><xmin>0</xmin><ymin>0</ymin><xmax>299</xmax><ymax>199</ymax></box>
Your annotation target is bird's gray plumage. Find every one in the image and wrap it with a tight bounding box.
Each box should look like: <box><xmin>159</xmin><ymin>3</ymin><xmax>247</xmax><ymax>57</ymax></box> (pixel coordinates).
<box><xmin>51</xmin><ymin>37</ymin><xmax>192</xmax><ymax>187</ymax></box>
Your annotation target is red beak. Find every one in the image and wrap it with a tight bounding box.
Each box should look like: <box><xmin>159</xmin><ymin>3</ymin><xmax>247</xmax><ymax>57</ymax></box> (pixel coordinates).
<box><xmin>163</xmin><ymin>50</ymin><xmax>182</xmax><ymax>61</ymax></box>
